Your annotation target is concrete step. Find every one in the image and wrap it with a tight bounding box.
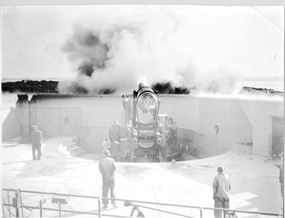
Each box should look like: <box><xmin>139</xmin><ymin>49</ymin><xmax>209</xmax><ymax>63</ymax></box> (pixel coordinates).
<box><xmin>62</xmin><ymin>138</ymin><xmax>73</xmax><ymax>147</ymax></box>
<box><xmin>62</xmin><ymin>136</ymin><xmax>78</xmax><ymax>147</ymax></box>
<box><xmin>75</xmin><ymin>150</ymin><xmax>86</xmax><ymax>157</ymax></box>
<box><xmin>70</xmin><ymin>146</ymin><xmax>83</xmax><ymax>156</ymax></box>
<box><xmin>69</xmin><ymin>146</ymin><xmax>87</xmax><ymax>157</ymax></box>
<box><xmin>66</xmin><ymin>143</ymin><xmax>77</xmax><ymax>151</ymax></box>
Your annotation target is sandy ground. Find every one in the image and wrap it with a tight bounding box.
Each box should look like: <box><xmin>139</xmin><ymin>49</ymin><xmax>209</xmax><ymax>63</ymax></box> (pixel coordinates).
<box><xmin>2</xmin><ymin>137</ymin><xmax>283</xmax><ymax>218</ymax></box>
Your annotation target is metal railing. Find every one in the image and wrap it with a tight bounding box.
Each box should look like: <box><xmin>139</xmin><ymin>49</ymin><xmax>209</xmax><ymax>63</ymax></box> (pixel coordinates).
<box><xmin>2</xmin><ymin>188</ymin><xmax>283</xmax><ymax>218</ymax></box>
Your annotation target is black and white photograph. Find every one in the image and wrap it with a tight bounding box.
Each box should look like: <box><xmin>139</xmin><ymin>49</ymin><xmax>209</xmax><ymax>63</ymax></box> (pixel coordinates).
<box><xmin>1</xmin><ymin>2</ymin><xmax>284</xmax><ymax>218</ymax></box>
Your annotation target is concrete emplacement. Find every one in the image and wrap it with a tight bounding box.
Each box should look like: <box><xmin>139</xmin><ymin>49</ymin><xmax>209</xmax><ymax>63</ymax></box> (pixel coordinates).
<box><xmin>1</xmin><ymin>93</ymin><xmax>284</xmax><ymax>217</ymax></box>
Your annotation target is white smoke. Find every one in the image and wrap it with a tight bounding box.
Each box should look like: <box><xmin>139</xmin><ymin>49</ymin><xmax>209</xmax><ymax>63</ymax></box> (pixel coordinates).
<box><xmin>59</xmin><ymin>5</ymin><xmax>244</xmax><ymax>94</ymax></box>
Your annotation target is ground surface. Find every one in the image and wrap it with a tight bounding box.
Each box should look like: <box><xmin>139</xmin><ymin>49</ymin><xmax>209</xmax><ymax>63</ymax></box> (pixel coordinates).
<box><xmin>2</xmin><ymin>137</ymin><xmax>283</xmax><ymax>218</ymax></box>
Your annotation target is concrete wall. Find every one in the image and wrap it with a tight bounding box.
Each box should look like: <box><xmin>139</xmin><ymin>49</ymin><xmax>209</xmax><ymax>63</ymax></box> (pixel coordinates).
<box><xmin>2</xmin><ymin>95</ymin><xmax>29</xmax><ymax>141</ymax></box>
<box><xmin>159</xmin><ymin>95</ymin><xmax>200</xmax><ymax>132</ymax></box>
<box><xmin>238</xmin><ymin>99</ymin><xmax>284</xmax><ymax>156</ymax></box>
<box><xmin>198</xmin><ymin>97</ymin><xmax>253</xmax><ymax>156</ymax></box>
<box><xmin>32</xmin><ymin>95</ymin><xmax>123</xmax><ymax>153</ymax></box>
<box><xmin>2</xmin><ymin>94</ymin><xmax>283</xmax><ymax>157</ymax></box>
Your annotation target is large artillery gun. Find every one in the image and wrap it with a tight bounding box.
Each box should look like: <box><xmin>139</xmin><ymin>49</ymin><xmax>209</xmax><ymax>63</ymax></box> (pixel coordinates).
<box><xmin>119</xmin><ymin>83</ymin><xmax>181</xmax><ymax>163</ymax></box>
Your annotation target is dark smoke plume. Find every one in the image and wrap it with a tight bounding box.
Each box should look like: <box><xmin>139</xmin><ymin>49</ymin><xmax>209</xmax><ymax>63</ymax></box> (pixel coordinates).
<box><xmin>152</xmin><ymin>82</ymin><xmax>190</xmax><ymax>94</ymax></box>
<box><xmin>60</xmin><ymin>26</ymin><xmax>115</xmax><ymax>94</ymax></box>
<box><xmin>58</xmin><ymin>80</ymin><xmax>116</xmax><ymax>94</ymax></box>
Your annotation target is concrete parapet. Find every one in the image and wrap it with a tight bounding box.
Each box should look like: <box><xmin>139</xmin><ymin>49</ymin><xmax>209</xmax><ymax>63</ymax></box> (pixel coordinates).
<box><xmin>2</xmin><ymin>94</ymin><xmax>283</xmax><ymax>157</ymax></box>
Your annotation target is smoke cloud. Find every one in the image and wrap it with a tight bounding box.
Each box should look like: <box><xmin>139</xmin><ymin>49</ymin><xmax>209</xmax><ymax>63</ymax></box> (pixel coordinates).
<box><xmin>59</xmin><ymin>6</ymin><xmax>243</xmax><ymax>95</ymax></box>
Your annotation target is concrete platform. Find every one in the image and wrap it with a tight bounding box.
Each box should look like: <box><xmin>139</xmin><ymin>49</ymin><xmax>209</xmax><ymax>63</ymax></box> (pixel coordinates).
<box><xmin>2</xmin><ymin>137</ymin><xmax>283</xmax><ymax>217</ymax></box>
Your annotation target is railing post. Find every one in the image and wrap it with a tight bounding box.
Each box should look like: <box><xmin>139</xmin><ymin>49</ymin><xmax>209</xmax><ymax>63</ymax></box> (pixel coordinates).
<box><xmin>40</xmin><ymin>200</ymin><xmax>42</xmax><ymax>217</ymax></box>
<box><xmin>18</xmin><ymin>190</ymin><xmax>24</xmax><ymax>217</ymax></box>
<box><xmin>98</xmin><ymin>197</ymin><xmax>102</xmax><ymax>217</ymax></box>
<box><xmin>58</xmin><ymin>202</ymin><xmax>62</xmax><ymax>217</ymax></box>
<box><xmin>2</xmin><ymin>200</ymin><xmax>6</xmax><ymax>217</ymax></box>
<box><xmin>199</xmin><ymin>206</ymin><xmax>203</xmax><ymax>218</ymax></box>
<box><xmin>7</xmin><ymin>190</ymin><xmax>11</xmax><ymax>216</ymax></box>
<box><xmin>130</xmin><ymin>206</ymin><xmax>136</xmax><ymax>217</ymax></box>
<box><xmin>14</xmin><ymin>192</ymin><xmax>19</xmax><ymax>217</ymax></box>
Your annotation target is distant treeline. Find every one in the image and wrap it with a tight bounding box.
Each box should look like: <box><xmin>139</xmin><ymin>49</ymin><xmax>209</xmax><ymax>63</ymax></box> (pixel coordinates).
<box><xmin>2</xmin><ymin>80</ymin><xmax>59</xmax><ymax>93</ymax></box>
<box><xmin>2</xmin><ymin>80</ymin><xmax>283</xmax><ymax>95</ymax></box>
<box><xmin>1</xmin><ymin>80</ymin><xmax>191</xmax><ymax>94</ymax></box>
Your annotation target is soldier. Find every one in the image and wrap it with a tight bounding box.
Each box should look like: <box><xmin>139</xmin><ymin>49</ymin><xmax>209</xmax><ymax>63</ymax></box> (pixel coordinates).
<box><xmin>171</xmin><ymin>122</ymin><xmax>178</xmax><ymax>149</ymax></box>
<box><xmin>99</xmin><ymin>150</ymin><xmax>117</xmax><ymax>208</ymax></box>
<box><xmin>126</xmin><ymin>128</ymin><xmax>135</xmax><ymax>162</ymax></box>
<box><xmin>31</xmin><ymin>125</ymin><xmax>43</xmax><ymax>160</ymax></box>
<box><xmin>280</xmin><ymin>164</ymin><xmax>284</xmax><ymax>198</ymax></box>
<box><xmin>122</xmin><ymin>95</ymin><xmax>132</xmax><ymax>127</ymax></box>
<box><xmin>109</xmin><ymin>121</ymin><xmax>121</xmax><ymax>143</ymax></box>
<box><xmin>168</xmin><ymin>120</ymin><xmax>178</xmax><ymax>151</ymax></box>
<box><xmin>110</xmin><ymin>140</ymin><xmax>120</xmax><ymax>162</ymax></box>
<box><xmin>159</xmin><ymin>128</ymin><xmax>168</xmax><ymax>162</ymax></box>
<box><xmin>109</xmin><ymin>123</ymin><xmax>114</xmax><ymax>142</ymax></box>
<box><xmin>102</xmin><ymin>136</ymin><xmax>111</xmax><ymax>153</ymax></box>
<box><xmin>213</xmin><ymin>166</ymin><xmax>231</xmax><ymax>218</ymax></box>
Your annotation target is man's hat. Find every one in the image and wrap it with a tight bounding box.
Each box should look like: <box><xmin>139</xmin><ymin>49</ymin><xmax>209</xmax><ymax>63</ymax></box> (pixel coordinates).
<box><xmin>102</xmin><ymin>150</ymin><xmax>111</xmax><ymax>157</ymax></box>
<box><xmin>217</xmin><ymin>166</ymin><xmax>224</xmax><ymax>172</ymax></box>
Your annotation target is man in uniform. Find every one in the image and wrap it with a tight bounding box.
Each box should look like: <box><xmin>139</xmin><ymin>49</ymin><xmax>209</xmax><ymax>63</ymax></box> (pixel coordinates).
<box><xmin>99</xmin><ymin>150</ymin><xmax>117</xmax><ymax>208</ymax></box>
<box><xmin>126</xmin><ymin>128</ymin><xmax>136</xmax><ymax>162</ymax></box>
<box><xmin>213</xmin><ymin>166</ymin><xmax>231</xmax><ymax>218</ymax></box>
<box><xmin>171</xmin><ymin>122</ymin><xmax>178</xmax><ymax>150</ymax></box>
<box><xmin>158</xmin><ymin>128</ymin><xmax>168</xmax><ymax>162</ymax></box>
<box><xmin>110</xmin><ymin>140</ymin><xmax>121</xmax><ymax>162</ymax></box>
<box><xmin>31</xmin><ymin>125</ymin><xmax>43</xmax><ymax>160</ymax></box>
<box><xmin>102</xmin><ymin>136</ymin><xmax>111</xmax><ymax>153</ymax></box>
<box><xmin>280</xmin><ymin>164</ymin><xmax>284</xmax><ymax>198</ymax></box>
<box><xmin>109</xmin><ymin>121</ymin><xmax>121</xmax><ymax>143</ymax></box>
<box><xmin>122</xmin><ymin>95</ymin><xmax>132</xmax><ymax>127</ymax></box>
<box><xmin>109</xmin><ymin>121</ymin><xmax>121</xmax><ymax>161</ymax></box>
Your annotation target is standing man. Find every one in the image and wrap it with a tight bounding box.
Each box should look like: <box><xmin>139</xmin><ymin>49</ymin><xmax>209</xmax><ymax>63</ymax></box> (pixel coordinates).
<box><xmin>171</xmin><ymin>122</ymin><xmax>178</xmax><ymax>150</ymax></box>
<box><xmin>110</xmin><ymin>140</ymin><xmax>121</xmax><ymax>162</ymax></box>
<box><xmin>109</xmin><ymin>121</ymin><xmax>121</xmax><ymax>144</ymax></box>
<box><xmin>126</xmin><ymin>128</ymin><xmax>135</xmax><ymax>162</ymax></box>
<box><xmin>113</xmin><ymin>121</ymin><xmax>121</xmax><ymax>143</ymax></box>
<box><xmin>280</xmin><ymin>164</ymin><xmax>284</xmax><ymax>198</ymax></box>
<box><xmin>102</xmin><ymin>136</ymin><xmax>111</xmax><ymax>153</ymax></box>
<box><xmin>213</xmin><ymin>166</ymin><xmax>231</xmax><ymax>218</ymax></box>
<box><xmin>122</xmin><ymin>95</ymin><xmax>132</xmax><ymax>127</ymax></box>
<box><xmin>159</xmin><ymin>128</ymin><xmax>168</xmax><ymax>162</ymax></box>
<box><xmin>279</xmin><ymin>164</ymin><xmax>284</xmax><ymax>216</ymax></box>
<box><xmin>109</xmin><ymin>121</ymin><xmax>121</xmax><ymax>161</ymax></box>
<box><xmin>31</xmin><ymin>125</ymin><xmax>43</xmax><ymax>160</ymax></box>
<box><xmin>99</xmin><ymin>150</ymin><xmax>117</xmax><ymax>208</ymax></box>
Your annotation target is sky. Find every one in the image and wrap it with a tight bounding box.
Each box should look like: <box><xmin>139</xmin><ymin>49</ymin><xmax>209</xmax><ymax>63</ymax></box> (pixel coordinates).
<box><xmin>1</xmin><ymin>5</ymin><xmax>284</xmax><ymax>94</ymax></box>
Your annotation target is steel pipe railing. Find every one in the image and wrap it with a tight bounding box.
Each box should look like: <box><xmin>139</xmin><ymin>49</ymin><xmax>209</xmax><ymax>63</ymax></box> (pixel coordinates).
<box><xmin>2</xmin><ymin>188</ymin><xmax>282</xmax><ymax>218</ymax></box>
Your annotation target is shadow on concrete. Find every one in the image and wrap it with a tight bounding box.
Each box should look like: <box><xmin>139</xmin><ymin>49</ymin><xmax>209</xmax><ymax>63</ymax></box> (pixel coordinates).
<box><xmin>17</xmin><ymin>157</ymin><xmax>67</xmax><ymax>178</ymax></box>
<box><xmin>60</xmin><ymin>207</ymin><xmax>132</xmax><ymax>218</ymax></box>
<box><xmin>2</xmin><ymin>138</ymin><xmax>70</xmax><ymax>179</ymax></box>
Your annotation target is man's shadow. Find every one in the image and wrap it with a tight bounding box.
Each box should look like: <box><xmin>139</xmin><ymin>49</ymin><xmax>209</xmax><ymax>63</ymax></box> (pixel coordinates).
<box><xmin>16</xmin><ymin>154</ymin><xmax>67</xmax><ymax>178</ymax></box>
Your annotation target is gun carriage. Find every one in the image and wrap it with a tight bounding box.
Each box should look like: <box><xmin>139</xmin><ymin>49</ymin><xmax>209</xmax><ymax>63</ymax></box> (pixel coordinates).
<box><xmin>118</xmin><ymin>83</ymin><xmax>180</xmax><ymax>162</ymax></box>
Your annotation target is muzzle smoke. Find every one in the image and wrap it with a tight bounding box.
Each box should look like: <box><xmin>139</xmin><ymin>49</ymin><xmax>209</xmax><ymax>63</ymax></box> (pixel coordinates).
<box><xmin>59</xmin><ymin>7</ymin><xmax>243</xmax><ymax>95</ymax></box>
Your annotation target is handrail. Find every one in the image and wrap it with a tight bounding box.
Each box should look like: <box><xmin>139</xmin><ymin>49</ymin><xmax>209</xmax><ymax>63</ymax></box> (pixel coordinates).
<box><xmin>133</xmin><ymin>204</ymin><xmax>195</xmax><ymax>218</ymax></box>
<box><xmin>3</xmin><ymin>188</ymin><xmax>100</xmax><ymax>199</ymax></box>
<box><xmin>2</xmin><ymin>188</ymin><xmax>282</xmax><ymax>217</ymax></box>
<box><xmin>203</xmin><ymin>206</ymin><xmax>281</xmax><ymax>216</ymax></box>
<box><xmin>2</xmin><ymin>204</ymin><xmax>133</xmax><ymax>218</ymax></box>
